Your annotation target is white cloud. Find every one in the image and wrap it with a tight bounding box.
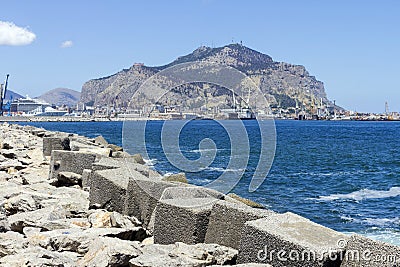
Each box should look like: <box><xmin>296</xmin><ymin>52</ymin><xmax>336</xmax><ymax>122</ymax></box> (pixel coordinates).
<box><xmin>61</xmin><ymin>40</ymin><xmax>73</xmax><ymax>48</ymax></box>
<box><xmin>0</xmin><ymin>21</ymin><xmax>36</xmax><ymax>46</ymax></box>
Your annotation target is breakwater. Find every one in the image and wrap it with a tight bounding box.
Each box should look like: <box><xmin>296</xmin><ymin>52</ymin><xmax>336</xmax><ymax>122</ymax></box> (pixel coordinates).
<box><xmin>0</xmin><ymin>122</ymin><xmax>399</xmax><ymax>266</ymax></box>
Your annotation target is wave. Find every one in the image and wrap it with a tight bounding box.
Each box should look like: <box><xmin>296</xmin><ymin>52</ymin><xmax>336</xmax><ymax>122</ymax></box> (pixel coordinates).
<box><xmin>344</xmin><ymin>229</ymin><xmax>400</xmax><ymax>246</ymax></box>
<box><xmin>188</xmin><ymin>148</ymin><xmax>228</xmax><ymax>153</ymax></box>
<box><xmin>205</xmin><ymin>166</ymin><xmax>244</xmax><ymax>172</ymax></box>
<box><xmin>144</xmin><ymin>158</ymin><xmax>157</xmax><ymax>167</ymax></box>
<box><xmin>315</xmin><ymin>187</ymin><xmax>400</xmax><ymax>201</ymax></box>
<box><xmin>341</xmin><ymin>215</ymin><xmax>400</xmax><ymax>227</ymax></box>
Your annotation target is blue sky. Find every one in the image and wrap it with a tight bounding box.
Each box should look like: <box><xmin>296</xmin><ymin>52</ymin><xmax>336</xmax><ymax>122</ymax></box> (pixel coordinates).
<box><xmin>0</xmin><ymin>0</ymin><xmax>399</xmax><ymax>113</ymax></box>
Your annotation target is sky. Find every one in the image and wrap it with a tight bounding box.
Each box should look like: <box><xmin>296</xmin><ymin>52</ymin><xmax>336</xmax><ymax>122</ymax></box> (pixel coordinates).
<box><xmin>0</xmin><ymin>0</ymin><xmax>399</xmax><ymax>113</ymax></box>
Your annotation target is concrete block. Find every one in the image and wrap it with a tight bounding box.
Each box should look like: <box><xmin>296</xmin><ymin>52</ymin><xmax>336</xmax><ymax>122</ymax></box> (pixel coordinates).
<box><xmin>153</xmin><ymin>197</ymin><xmax>215</xmax><ymax>245</ymax></box>
<box><xmin>341</xmin><ymin>234</ymin><xmax>400</xmax><ymax>267</ymax></box>
<box><xmin>49</xmin><ymin>150</ymin><xmax>97</xmax><ymax>181</ymax></box>
<box><xmin>92</xmin><ymin>157</ymin><xmax>161</xmax><ymax>179</ymax></box>
<box><xmin>43</xmin><ymin>137</ymin><xmax>70</xmax><ymax>156</ymax></box>
<box><xmin>237</xmin><ymin>212</ymin><xmax>348</xmax><ymax>266</ymax></box>
<box><xmin>205</xmin><ymin>200</ymin><xmax>274</xmax><ymax>249</ymax></box>
<box><xmin>81</xmin><ymin>169</ymin><xmax>92</xmax><ymax>188</ymax></box>
<box><xmin>88</xmin><ymin>168</ymin><xmax>131</xmax><ymax>213</ymax></box>
<box><xmin>160</xmin><ymin>186</ymin><xmax>225</xmax><ymax>201</ymax></box>
<box><xmin>123</xmin><ymin>177</ymin><xmax>178</xmax><ymax>228</ymax></box>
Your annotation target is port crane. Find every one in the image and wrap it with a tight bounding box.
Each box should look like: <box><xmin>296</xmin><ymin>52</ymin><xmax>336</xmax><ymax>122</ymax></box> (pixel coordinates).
<box><xmin>0</xmin><ymin>74</ymin><xmax>10</xmax><ymax>116</ymax></box>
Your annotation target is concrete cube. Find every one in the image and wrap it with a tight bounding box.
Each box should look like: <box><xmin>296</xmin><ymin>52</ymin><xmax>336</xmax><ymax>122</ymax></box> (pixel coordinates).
<box><xmin>81</xmin><ymin>169</ymin><xmax>92</xmax><ymax>188</ymax></box>
<box><xmin>123</xmin><ymin>177</ymin><xmax>178</xmax><ymax>228</ymax></box>
<box><xmin>237</xmin><ymin>212</ymin><xmax>348</xmax><ymax>266</ymax></box>
<box><xmin>153</xmin><ymin>197</ymin><xmax>215</xmax><ymax>245</ymax></box>
<box><xmin>205</xmin><ymin>200</ymin><xmax>274</xmax><ymax>249</ymax></box>
<box><xmin>43</xmin><ymin>137</ymin><xmax>70</xmax><ymax>156</ymax></box>
<box><xmin>49</xmin><ymin>150</ymin><xmax>97</xmax><ymax>181</ymax></box>
<box><xmin>341</xmin><ymin>234</ymin><xmax>400</xmax><ymax>267</ymax></box>
<box><xmin>88</xmin><ymin>168</ymin><xmax>131</xmax><ymax>213</ymax></box>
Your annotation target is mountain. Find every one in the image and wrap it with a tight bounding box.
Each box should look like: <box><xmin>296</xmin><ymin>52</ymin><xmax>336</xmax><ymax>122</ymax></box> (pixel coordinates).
<box><xmin>80</xmin><ymin>44</ymin><xmax>336</xmax><ymax>112</ymax></box>
<box><xmin>37</xmin><ymin>88</ymin><xmax>80</xmax><ymax>107</ymax></box>
<box><xmin>4</xmin><ymin>90</ymin><xmax>23</xmax><ymax>101</ymax></box>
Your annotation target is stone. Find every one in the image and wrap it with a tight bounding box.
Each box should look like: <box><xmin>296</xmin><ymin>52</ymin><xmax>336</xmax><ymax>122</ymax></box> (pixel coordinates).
<box><xmin>132</xmin><ymin>153</ymin><xmax>145</xmax><ymax>164</ymax></box>
<box><xmin>129</xmin><ymin>242</ymin><xmax>238</xmax><ymax>267</ymax></box>
<box><xmin>3</xmin><ymin>193</ymin><xmax>37</xmax><ymax>215</ymax></box>
<box><xmin>94</xmin><ymin>135</ymin><xmax>108</xmax><ymax>146</ymax></box>
<box><xmin>43</xmin><ymin>136</ymin><xmax>70</xmax><ymax>156</ymax></box>
<box><xmin>89</xmin><ymin>168</ymin><xmax>130</xmax><ymax>213</ymax></box>
<box><xmin>79</xmin><ymin>237</ymin><xmax>141</xmax><ymax>267</ymax></box>
<box><xmin>205</xmin><ymin>200</ymin><xmax>274</xmax><ymax>249</ymax></box>
<box><xmin>153</xmin><ymin>196</ymin><xmax>216</xmax><ymax>245</ymax></box>
<box><xmin>341</xmin><ymin>234</ymin><xmax>400</xmax><ymax>266</ymax></box>
<box><xmin>107</xmin><ymin>143</ymin><xmax>123</xmax><ymax>152</ymax></box>
<box><xmin>227</xmin><ymin>193</ymin><xmax>264</xmax><ymax>208</ymax></box>
<box><xmin>0</xmin><ymin>231</ymin><xmax>27</xmax><ymax>257</ymax></box>
<box><xmin>162</xmin><ymin>172</ymin><xmax>188</xmax><ymax>183</ymax></box>
<box><xmin>81</xmin><ymin>168</ymin><xmax>92</xmax><ymax>188</ymax></box>
<box><xmin>237</xmin><ymin>212</ymin><xmax>348</xmax><ymax>266</ymax></box>
<box><xmin>51</xmin><ymin>171</ymin><xmax>82</xmax><ymax>187</ymax></box>
<box><xmin>49</xmin><ymin>150</ymin><xmax>97</xmax><ymax>181</ymax></box>
<box><xmin>0</xmin><ymin>246</ymin><xmax>80</xmax><ymax>266</ymax></box>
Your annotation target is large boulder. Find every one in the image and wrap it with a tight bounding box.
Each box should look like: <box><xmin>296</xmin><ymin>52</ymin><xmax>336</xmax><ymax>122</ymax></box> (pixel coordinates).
<box><xmin>237</xmin><ymin>212</ymin><xmax>348</xmax><ymax>266</ymax></box>
<box><xmin>43</xmin><ymin>136</ymin><xmax>70</xmax><ymax>156</ymax></box>
<box><xmin>49</xmin><ymin>150</ymin><xmax>97</xmax><ymax>182</ymax></box>
<box><xmin>79</xmin><ymin>237</ymin><xmax>141</xmax><ymax>267</ymax></box>
<box><xmin>129</xmin><ymin>242</ymin><xmax>238</xmax><ymax>267</ymax></box>
<box><xmin>89</xmin><ymin>168</ymin><xmax>131</xmax><ymax>213</ymax></box>
<box><xmin>205</xmin><ymin>200</ymin><xmax>274</xmax><ymax>249</ymax></box>
<box><xmin>153</xmin><ymin>187</ymin><xmax>224</xmax><ymax>245</ymax></box>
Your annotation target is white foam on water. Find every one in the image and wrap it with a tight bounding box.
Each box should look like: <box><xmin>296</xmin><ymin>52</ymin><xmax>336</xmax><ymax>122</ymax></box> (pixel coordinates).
<box><xmin>188</xmin><ymin>148</ymin><xmax>227</xmax><ymax>153</ymax></box>
<box><xmin>205</xmin><ymin>166</ymin><xmax>244</xmax><ymax>172</ymax></box>
<box><xmin>315</xmin><ymin>187</ymin><xmax>400</xmax><ymax>201</ymax></box>
<box><xmin>143</xmin><ymin>158</ymin><xmax>157</xmax><ymax>167</ymax></box>
<box><xmin>341</xmin><ymin>216</ymin><xmax>400</xmax><ymax>227</ymax></box>
<box><xmin>345</xmin><ymin>229</ymin><xmax>400</xmax><ymax>247</ymax></box>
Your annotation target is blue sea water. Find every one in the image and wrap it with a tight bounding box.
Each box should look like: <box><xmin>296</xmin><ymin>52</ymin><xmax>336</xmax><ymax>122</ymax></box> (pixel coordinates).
<box><xmin>15</xmin><ymin>120</ymin><xmax>400</xmax><ymax>245</ymax></box>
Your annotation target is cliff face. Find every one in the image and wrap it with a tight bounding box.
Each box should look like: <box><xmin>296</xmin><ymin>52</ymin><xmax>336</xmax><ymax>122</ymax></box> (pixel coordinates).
<box><xmin>80</xmin><ymin>44</ymin><xmax>332</xmax><ymax>110</ymax></box>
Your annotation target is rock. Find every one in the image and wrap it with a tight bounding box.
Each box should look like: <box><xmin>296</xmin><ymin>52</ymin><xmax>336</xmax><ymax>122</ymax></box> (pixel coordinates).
<box><xmin>111</xmin><ymin>151</ymin><xmax>131</xmax><ymax>158</ymax></box>
<box><xmin>88</xmin><ymin>210</ymin><xmax>113</xmax><ymax>228</ymax></box>
<box><xmin>52</xmin><ymin>171</ymin><xmax>82</xmax><ymax>187</ymax></box>
<box><xmin>94</xmin><ymin>135</ymin><xmax>108</xmax><ymax>146</ymax></box>
<box><xmin>132</xmin><ymin>153</ymin><xmax>145</xmax><ymax>164</ymax></box>
<box><xmin>107</xmin><ymin>143</ymin><xmax>123</xmax><ymax>152</ymax></box>
<box><xmin>227</xmin><ymin>193</ymin><xmax>264</xmax><ymax>208</ymax></box>
<box><xmin>49</xmin><ymin>150</ymin><xmax>97</xmax><ymax>181</ymax></box>
<box><xmin>43</xmin><ymin>136</ymin><xmax>71</xmax><ymax>156</ymax></box>
<box><xmin>8</xmin><ymin>206</ymin><xmax>90</xmax><ymax>233</ymax></box>
<box><xmin>0</xmin><ymin>231</ymin><xmax>27</xmax><ymax>257</ymax></box>
<box><xmin>0</xmin><ymin>246</ymin><xmax>80</xmax><ymax>266</ymax></box>
<box><xmin>129</xmin><ymin>242</ymin><xmax>237</xmax><ymax>267</ymax></box>
<box><xmin>79</xmin><ymin>237</ymin><xmax>141</xmax><ymax>267</ymax></box>
<box><xmin>162</xmin><ymin>172</ymin><xmax>188</xmax><ymax>183</ymax></box>
<box><xmin>3</xmin><ymin>193</ymin><xmax>37</xmax><ymax>215</ymax></box>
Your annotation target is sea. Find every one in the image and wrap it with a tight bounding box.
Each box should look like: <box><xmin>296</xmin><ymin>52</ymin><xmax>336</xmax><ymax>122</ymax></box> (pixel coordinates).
<box><xmin>14</xmin><ymin>120</ymin><xmax>400</xmax><ymax>246</ymax></box>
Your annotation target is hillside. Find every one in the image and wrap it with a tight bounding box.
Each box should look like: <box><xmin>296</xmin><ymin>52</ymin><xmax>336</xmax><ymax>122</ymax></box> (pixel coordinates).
<box><xmin>80</xmin><ymin>44</ymin><xmax>335</xmax><ymax>112</ymax></box>
<box><xmin>37</xmin><ymin>88</ymin><xmax>80</xmax><ymax>107</ymax></box>
<box><xmin>4</xmin><ymin>90</ymin><xmax>23</xmax><ymax>101</ymax></box>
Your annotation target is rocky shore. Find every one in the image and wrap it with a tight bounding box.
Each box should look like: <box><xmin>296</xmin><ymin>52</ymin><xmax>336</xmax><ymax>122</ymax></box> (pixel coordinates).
<box><xmin>0</xmin><ymin>123</ymin><xmax>399</xmax><ymax>267</ymax></box>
